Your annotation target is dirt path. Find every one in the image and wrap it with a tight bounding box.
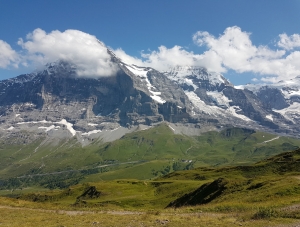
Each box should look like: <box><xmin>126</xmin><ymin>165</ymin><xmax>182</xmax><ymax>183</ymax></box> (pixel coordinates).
<box><xmin>1</xmin><ymin>205</ymin><xmax>300</xmax><ymax>227</ymax></box>
<box><xmin>259</xmin><ymin>136</ymin><xmax>280</xmax><ymax>144</ymax></box>
<box><xmin>0</xmin><ymin>205</ymin><xmax>224</xmax><ymax>217</ymax></box>
<box><xmin>0</xmin><ymin>205</ymin><xmax>142</xmax><ymax>216</ymax></box>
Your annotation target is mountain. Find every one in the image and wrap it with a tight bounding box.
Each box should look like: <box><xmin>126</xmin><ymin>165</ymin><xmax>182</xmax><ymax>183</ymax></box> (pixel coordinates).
<box><xmin>1</xmin><ymin>42</ymin><xmax>300</xmax><ymax>185</ymax></box>
<box><xmin>164</xmin><ymin>66</ymin><xmax>300</xmax><ymax>137</ymax></box>
<box><xmin>0</xmin><ymin>51</ymin><xmax>200</xmax><ymax>145</ymax></box>
<box><xmin>1</xmin><ymin>47</ymin><xmax>299</xmax><ymax>146</ymax></box>
<box><xmin>237</xmin><ymin>77</ymin><xmax>300</xmax><ymax>133</ymax></box>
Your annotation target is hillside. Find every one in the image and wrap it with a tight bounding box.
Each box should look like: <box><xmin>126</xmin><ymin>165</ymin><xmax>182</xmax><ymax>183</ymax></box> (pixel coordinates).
<box><xmin>0</xmin><ymin>123</ymin><xmax>300</xmax><ymax>191</ymax></box>
<box><xmin>0</xmin><ymin>148</ymin><xmax>299</xmax><ymax>227</ymax></box>
<box><xmin>164</xmin><ymin>148</ymin><xmax>300</xmax><ymax>208</ymax></box>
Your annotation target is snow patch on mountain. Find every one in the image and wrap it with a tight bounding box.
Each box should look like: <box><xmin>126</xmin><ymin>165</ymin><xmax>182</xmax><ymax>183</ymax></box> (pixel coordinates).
<box><xmin>186</xmin><ymin>91</ymin><xmax>222</xmax><ymax>116</ymax></box>
<box><xmin>273</xmin><ymin>102</ymin><xmax>300</xmax><ymax>122</ymax></box>
<box><xmin>185</xmin><ymin>91</ymin><xmax>252</xmax><ymax>122</ymax></box>
<box><xmin>123</xmin><ymin>64</ymin><xmax>166</xmax><ymax>104</ymax></box>
<box><xmin>238</xmin><ymin>76</ymin><xmax>300</xmax><ymax>99</ymax></box>
<box><xmin>266</xmin><ymin>114</ymin><xmax>274</xmax><ymax>121</ymax></box>
<box><xmin>281</xmin><ymin>88</ymin><xmax>300</xmax><ymax>99</ymax></box>
<box><xmin>82</xmin><ymin>130</ymin><xmax>102</xmax><ymax>136</ymax></box>
<box><xmin>16</xmin><ymin>119</ymin><xmax>76</xmax><ymax>136</ymax></box>
<box><xmin>165</xmin><ymin>66</ymin><xmax>226</xmax><ymax>86</ymax></box>
<box><xmin>56</xmin><ymin>119</ymin><xmax>76</xmax><ymax>136</ymax></box>
<box><xmin>38</xmin><ymin>125</ymin><xmax>60</xmax><ymax>132</ymax></box>
<box><xmin>88</xmin><ymin>123</ymin><xmax>98</xmax><ymax>126</ymax></box>
<box><xmin>17</xmin><ymin>120</ymin><xmax>51</xmax><ymax>125</ymax></box>
<box><xmin>207</xmin><ymin>91</ymin><xmax>231</xmax><ymax>108</ymax></box>
<box><xmin>4</xmin><ymin>72</ymin><xmax>39</xmax><ymax>85</ymax></box>
<box><xmin>227</xmin><ymin>106</ymin><xmax>253</xmax><ymax>122</ymax></box>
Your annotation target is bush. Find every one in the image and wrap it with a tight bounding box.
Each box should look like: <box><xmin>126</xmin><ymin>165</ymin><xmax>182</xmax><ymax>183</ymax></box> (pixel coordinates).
<box><xmin>253</xmin><ymin>207</ymin><xmax>278</xmax><ymax>219</ymax></box>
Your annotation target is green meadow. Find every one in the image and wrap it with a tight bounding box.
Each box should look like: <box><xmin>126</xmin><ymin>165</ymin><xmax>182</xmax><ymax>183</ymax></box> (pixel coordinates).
<box><xmin>0</xmin><ymin>148</ymin><xmax>299</xmax><ymax>226</ymax></box>
<box><xmin>1</xmin><ymin>124</ymin><xmax>300</xmax><ymax>226</ymax></box>
<box><xmin>1</xmin><ymin>123</ymin><xmax>300</xmax><ymax>189</ymax></box>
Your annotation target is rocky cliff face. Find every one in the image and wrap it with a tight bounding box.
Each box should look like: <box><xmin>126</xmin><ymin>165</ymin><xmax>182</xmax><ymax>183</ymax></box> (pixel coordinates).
<box><xmin>0</xmin><ymin>50</ymin><xmax>204</xmax><ymax>144</ymax></box>
<box><xmin>164</xmin><ymin>66</ymin><xmax>300</xmax><ymax>137</ymax></box>
<box><xmin>0</xmin><ymin>48</ymin><xmax>300</xmax><ymax>145</ymax></box>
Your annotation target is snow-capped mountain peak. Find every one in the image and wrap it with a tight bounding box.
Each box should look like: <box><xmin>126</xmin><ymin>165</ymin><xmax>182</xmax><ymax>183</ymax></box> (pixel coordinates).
<box><xmin>164</xmin><ymin>66</ymin><xmax>232</xmax><ymax>92</ymax></box>
<box><xmin>1</xmin><ymin>47</ymin><xmax>300</xmax><ymax>145</ymax></box>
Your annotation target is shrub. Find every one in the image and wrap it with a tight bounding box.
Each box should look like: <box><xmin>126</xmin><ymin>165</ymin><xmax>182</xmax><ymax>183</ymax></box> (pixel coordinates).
<box><xmin>252</xmin><ymin>207</ymin><xmax>278</xmax><ymax>219</ymax></box>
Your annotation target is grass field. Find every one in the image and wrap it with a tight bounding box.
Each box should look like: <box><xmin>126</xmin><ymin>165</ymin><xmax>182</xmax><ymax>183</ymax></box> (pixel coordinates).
<box><xmin>1</xmin><ymin>124</ymin><xmax>300</xmax><ymax>191</ymax></box>
<box><xmin>1</xmin><ymin>148</ymin><xmax>300</xmax><ymax>226</ymax></box>
<box><xmin>1</xmin><ymin>125</ymin><xmax>300</xmax><ymax>226</ymax></box>
<box><xmin>1</xmin><ymin>203</ymin><xmax>299</xmax><ymax>227</ymax></box>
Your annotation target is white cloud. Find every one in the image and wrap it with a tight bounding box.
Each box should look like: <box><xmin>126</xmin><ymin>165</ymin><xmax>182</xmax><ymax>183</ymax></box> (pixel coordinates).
<box><xmin>0</xmin><ymin>40</ymin><xmax>19</xmax><ymax>68</ymax></box>
<box><xmin>17</xmin><ymin>28</ymin><xmax>118</xmax><ymax>77</ymax></box>
<box><xmin>115</xmin><ymin>26</ymin><xmax>300</xmax><ymax>82</ymax></box>
<box><xmin>141</xmin><ymin>45</ymin><xmax>203</xmax><ymax>71</ymax></box>
<box><xmin>113</xmin><ymin>48</ymin><xmax>145</xmax><ymax>66</ymax></box>
<box><xmin>192</xmin><ymin>26</ymin><xmax>300</xmax><ymax>82</ymax></box>
<box><xmin>2</xmin><ymin>27</ymin><xmax>300</xmax><ymax>83</ymax></box>
<box><xmin>278</xmin><ymin>33</ymin><xmax>300</xmax><ymax>50</ymax></box>
<box><xmin>114</xmin><ymin>45</ymin><xmax>225</xmax><ymax>73</ymax></box>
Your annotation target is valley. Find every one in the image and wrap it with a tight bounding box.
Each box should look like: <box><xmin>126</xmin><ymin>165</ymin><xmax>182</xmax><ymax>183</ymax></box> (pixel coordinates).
<box><xmin>0</xmin><ymin>147</ymin><xmax>299</xmax><ymax>226</ymax></box>
<box><xmin>0</xmin><ymin>38</ymin><xmax>300</xmax><ymax>226</ymax></box>
<box><xmin>1</xmin><ymin>124</ymin><xmax>300</xmax><ymax>190</ymax></box>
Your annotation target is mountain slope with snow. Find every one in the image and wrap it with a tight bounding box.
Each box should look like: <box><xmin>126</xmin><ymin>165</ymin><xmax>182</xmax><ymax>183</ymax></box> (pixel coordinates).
<box><xmin>170</xmin><ymin>66</ymin><xmax>300</xmax><ymax>136</ymax></box>
<box><xmin>0</xmin><ymin>45</ymin><xmax>300</xmax><ymax>148</ymax></box>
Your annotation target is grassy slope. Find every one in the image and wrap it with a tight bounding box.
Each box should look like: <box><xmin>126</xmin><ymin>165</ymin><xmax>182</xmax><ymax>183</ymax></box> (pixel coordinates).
<box><xmin>0</xmin><ymin>123</ymin><xmax>300</xmax><ymax>183</ymax></box>
<box><xmin>2</xmin><ymin>149</ymin><xmax>300</xmax><ymax>209</ymax></box>
<box><xmin>2</xmin><ymin>198</ymin><xmax>297</xmax><ymax>227</ymax></box>
<box><xmin>84</xmin><ymin>126</ymin><xmax>300</xmax><ymax>181</ymax></box>
<box><xmin>0</xmin><ymin>149</ymin><xmax>300</xmax><ymax>226</ymax></box>
<box><xmin>160</xmin><ymin>148</ymin><xmax>300</xmax><ymax>212</ymax></box>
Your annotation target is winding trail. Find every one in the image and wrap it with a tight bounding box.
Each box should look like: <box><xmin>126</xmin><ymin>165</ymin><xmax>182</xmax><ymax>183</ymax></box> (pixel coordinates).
<box><xmin>0</xmin><ymin>205</ymin><xmax>142</xmax><ymax>215</ymax></box>
<box><xmin>259</xmin><ymin>136</ymin><xmax>280</xmax><ymax>144</ymax></box>
<box><xmin>0</xmin><ymin>205</ymin><xmax>221</xmax><ymax>217</ymax></box>
<box><xmin>185</xmin><ymin>146</ymin><xmax>193</xmax><ymax>154</ymax></box>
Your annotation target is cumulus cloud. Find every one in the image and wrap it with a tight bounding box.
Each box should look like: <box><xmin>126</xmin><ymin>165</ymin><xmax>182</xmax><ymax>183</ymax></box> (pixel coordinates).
<box><xmin>193</xmin><ymin>27</ymin><xmax>288</xmax><ymax>74</ymax></box>
<box><xmin>2</xmin><ymin>27</ymin><xmax>300</xmax><ymax>83</ymax></box>
<box><xmin>115</xmin><ymin>26</ymin><xmax>300</xmax><ymax>82</ymax></box>
<box><xmin>115</xmin><ymin>45</ymin><xmax>225</xmax><ymax>73</ymax></box>
<box><xmin>113</xmin><ymin>48</ymin><xmax>145</xmax><ymax>66</ymax></box>
<box><xmin>192</xmin><ymin>26</ymin><xmax>300</xmax><ymax>82</ymax></box>
<box><xmin>278</xmin><ymin>33</ymin><xmax>300</xmax><ymax>50</ymax></box>
<box><xmin>193</xmin><ymin>26</ymin><xmax>300</xmax><ymax>82</ymax></box>
<box><xmin>0</xmin><ymin>40</ymin><xmax>19</xmax><ymax>68</ymax></box>
<box><xmin>17</xmin><ymin>28</ymin><xmax>118</xmax><ymax>77</ymax></box>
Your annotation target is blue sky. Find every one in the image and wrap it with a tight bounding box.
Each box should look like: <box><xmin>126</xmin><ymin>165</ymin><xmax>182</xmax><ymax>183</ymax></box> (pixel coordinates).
<box><xmin>1</xmin><ymin>0</ymin><xmax>300</xmax><ymax>85</ymax></box>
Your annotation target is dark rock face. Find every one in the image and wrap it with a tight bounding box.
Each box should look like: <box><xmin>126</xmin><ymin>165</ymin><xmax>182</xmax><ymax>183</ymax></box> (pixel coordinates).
<box><xmin>0</xmin><ymin>54</ymin><xmax>195</xmax><ymax>136</ymax></box>
<box><xmin>163</xmin><ymin>65</ymin><xmax>300</xmax><ymax>137</ymax></box>
<box><xmin>222</xmin><ymin>87</ymin><xmax>279</xmax><ymax>129</ymax></box>
<box><xmin>256</xmin><ymin>86</ymin><xmax>289</xmax><ymax>110</ymax></box>
<box><xmin>77</xmin><ymin>186</ymin><xmax>101</xmax><ymax>199</ymax></box>
<box><xmin>220</xmin><ymin>127</ymin><xmax>255</xmax><ymax>138</ymax></box>
<box><xmin>1</xmin><ymin>47</ymin><xmax>300</xmax><ymax>141</ymax></box>
<box><xmin>166</xmin><ymin>178</ymin><xmax>228</xmax><ymax>208</ymax></box>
